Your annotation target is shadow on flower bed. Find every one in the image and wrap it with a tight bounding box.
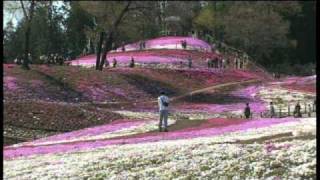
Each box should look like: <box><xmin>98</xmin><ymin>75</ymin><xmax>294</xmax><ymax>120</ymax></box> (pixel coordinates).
<box><xmin>4</xmin><ymin>101</ymin><xmax>123</xmax><ymax>133</ymax></box>
<box><xmin>123</xmin><ymin>73</ymin><xmax>180</xmax><ymax>97</ymax></box>
<box><xmin>180</xmin><ymin>93</ymin><xmax>253</xmax><ymax>104</ymax></box>
<box><xmin>34</xmin><ymin>70</ymin><xmax>87</xmax><ymax>102</ymax></box>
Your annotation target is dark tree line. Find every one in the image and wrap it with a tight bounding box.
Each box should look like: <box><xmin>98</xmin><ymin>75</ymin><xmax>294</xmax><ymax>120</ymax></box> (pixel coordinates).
<box><xmin>3</xmin><ymin>1</ymin><xmax>315</xmax><ymax>75</ymax></box>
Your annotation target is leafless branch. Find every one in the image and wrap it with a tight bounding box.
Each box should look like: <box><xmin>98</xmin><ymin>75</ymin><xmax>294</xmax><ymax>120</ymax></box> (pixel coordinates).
<box><xmin>112</xmin><ymin>1</ymin><xmax>132</xmax><ymax>29</ymax></box>
<box><xmin>20</xmin><ymin>0</ymin><xmax>28</xmax><ymax>19</ymax></box>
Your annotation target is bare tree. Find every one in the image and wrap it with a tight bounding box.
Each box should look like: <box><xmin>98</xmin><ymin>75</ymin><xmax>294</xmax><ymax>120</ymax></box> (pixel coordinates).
<box><xmin>20</xmin><ymin>0</ymin><xmax>36</xmax><ymax>70</ymax></box>
<box><xmin>95</xmin><ymin>31</ymin><xmax>104</xmax><ymax>70</ymax></box>
<box><xmin>79</xmin><ymin>1</ymin><xmax>153</xmax><ymax>71</ymax></box>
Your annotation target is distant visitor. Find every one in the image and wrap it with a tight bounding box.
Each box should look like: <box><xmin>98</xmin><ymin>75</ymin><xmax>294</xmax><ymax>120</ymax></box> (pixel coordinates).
<box><xmin>129</xmin><ymin>57</ymin><xmax>135</xmax><ymax>68</ymax></box>
<box><xmin>293</xmin><ymin>101</ymin><xmax>302</xmax><ymax>118</ymax></box>
<box><xmin>270</xmin><ymin>102</ymin><xmax>275</xmax><ymax>118</ymax></box>
<box><xmin>188</xmin><ymin>56</ymin><xmax>192</xmax><ymax>68</ymax></box>
<box><xmin>113</xmin><ymin>58</ymin><xmax>117</xmax><ymax>68</ymax></box>
<box><xmin>244</xmin><ymin>103</ymin><xmax>251</xmax><ymax>119</ymax></box>
<box><xmin>105</xmin><ymin>59</ymin><xmax>110</xmax><ymax>67</ymax></box>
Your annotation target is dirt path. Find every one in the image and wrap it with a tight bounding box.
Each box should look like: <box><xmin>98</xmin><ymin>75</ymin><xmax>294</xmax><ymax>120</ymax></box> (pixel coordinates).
<box><xmin>4</xmin><ymin>78</ymin><xmax>262</xmax><ymax>108</ymax></box>
<box><xmin>93</xmin><ymin>78</ymin><xmax>263</xmax><ymax>106</ymax></box>
<box><xmin>4</xmin><ymin>117</ymin><xmax>247</xmax><ymax>150</ymax></box>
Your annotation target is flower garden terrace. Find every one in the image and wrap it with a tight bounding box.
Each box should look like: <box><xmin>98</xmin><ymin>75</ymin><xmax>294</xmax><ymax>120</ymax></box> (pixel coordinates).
<box><xmin>4</xmin><ymin>117</ymin><xmax>316</xmax><ymax>179</ymax></box>
<box><xmin>114</xmin><ymin>36</ymin><xmax>213</xmax><ymax>52</ymax></box>
<box><xmin>71</xmin><ymin>36</ymin><xmax>216</xmax><ymax>68</ymax></box>
<box><xmin>3</xmin><ymin>64</ymin><xmax>267</xmax><ymax>104</ymax></box>
<box><xmin>3</xmin><ymin>63</ymin><xmax>269</xmax><ymax>146</ymax></box>
<box><xmin>3</xmin><ymin>37</ymin><xmax>316</xmax><ymax>179</ymax></box>
<box><xmin>3</xmin><ymin>63</ymin><xmax>316</xmax><ymax>178</ymax></box>
<box><xmin>70</xmin><ymin>49</ymin><xmax>220</xmax><ymax>68</ymax></box>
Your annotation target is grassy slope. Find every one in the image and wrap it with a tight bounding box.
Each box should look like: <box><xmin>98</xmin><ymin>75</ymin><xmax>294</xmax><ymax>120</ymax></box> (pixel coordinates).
<box><xmin>4</xmin><ymin>65</ymin><xmax>262</xmax><ymax>103</ymax></box>
<box><xmin>3</xmin><ymin>64</ymin><xmax>264</xmax><ymax>145</ymax></box>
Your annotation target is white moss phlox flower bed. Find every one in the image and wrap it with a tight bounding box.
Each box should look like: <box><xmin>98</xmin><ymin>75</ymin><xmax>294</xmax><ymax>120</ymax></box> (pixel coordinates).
<box><xmin>4</xmin><ymin>118</ymin><xmax>316</xmax><ymax>179</ymax></box>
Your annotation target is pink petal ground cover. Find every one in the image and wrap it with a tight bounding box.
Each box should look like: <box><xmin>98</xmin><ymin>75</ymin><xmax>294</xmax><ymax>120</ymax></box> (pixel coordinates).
<box><xmin>71</xmin><ymin>54</ymin><xmax>184</xmax><ymax>66</ymax></box>
<box><xmin>279</xmin><ymin>75</ymin><xmax>316</xmax><ymax>94</ymax></box>
<box><xmin>176</xmin><ymin>85</ymin><xmax>267</xmax><ymax>113</ymax></box>
<box><xmin>230</xmin><ymin>85</ymin><xmax>261</xmax><ymax>99</ymax></box>
<box><xmin>176</xmin><ymin>102</ymin><xmax>266</xmax><ymax>114</ymax></box>
<box><xmin>116</xmin><ymin>36</ymin><xmax>212</xmax><ymax>52</ymax></box>
<box><xmin>4</xmin><ymin>117</ymin><xmax>297</xmax><ymax>160</ymax></box>
<box><xmin>3</xmin><ymin>64</ymin><xmax>16</xmax><ymax>69</ymax></box>
<box><xmin>265</xmin><ymin>142</ymin><xmax>292</xmax><ymax>153</ymax></box>
<box><xmin>16</xmin><ymin>119</ymin><xmax>145</xmax><ymax>146</ymax></box>
<box><xmin>4</xmin><ymin>76</ymin><xmax>19</xmax><ymax>90</ymax></box>
<box><xmin>71</xmin><ymin>49</ymin><xmax>220</xmax><ymax>66</ymax></box>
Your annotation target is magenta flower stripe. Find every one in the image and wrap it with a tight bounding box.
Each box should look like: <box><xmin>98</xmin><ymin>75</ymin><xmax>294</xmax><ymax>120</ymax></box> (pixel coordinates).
<box><xmin>4</xmin><ymin>117</ymin><xmax>298</xmax><ymax>160</ymax></box>
<box><xmin>14</xmin><ymin>119</ymin><xmax>144</xmax><ymax>146</ymax></box>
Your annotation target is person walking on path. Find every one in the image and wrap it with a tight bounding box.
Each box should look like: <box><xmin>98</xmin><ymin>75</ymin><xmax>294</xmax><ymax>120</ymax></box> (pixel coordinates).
<box><xmin>214</xmin><ymin>56</ymin><xmax>219</xmax><ymax>68</ymax></box>
<box><xmin>158</xmin><ymin>91</ymin><xmax>169</xmax><ymax>132</ymax></box>
<box><xmin>129</xmin><ymin>57</ymin><xmax>135</xmax><ymax>68</ymax></box>
<box><xmin>206</xmin><ymin>58</ymin><xmax>210</xmax><ymax>68</ymax></box>
<box><xmin>105</xmin><ymin>59</ymin><xmax>110</xmax><ymax>67</ymax></box>
<box><xmin>270</xmin><ymin>101</ymin><xmax>275</xmax><ymax>118</ymax></box>
<box><xmin>222</xmin><ymin>58</ymin><xmax>226</xmax><ymax>69</ymax></box>
<box><xmin>244</xmin><ymin>103</ymin><xmax>251</xmax><ymax>119</ymax></box>
<box><xmin>188</xmin><ymin>56</ymin><xmax>192</xmax><ymax>68</ymax></box>
<box><xmin>293</xmin><ymin>101</ymin><xmax>302</xmax><ymax>117</ymax></box>
<box><xmin>113</xmin><ymin>58</ymin><xmax>117</xmax><ymax>68</ymax></box>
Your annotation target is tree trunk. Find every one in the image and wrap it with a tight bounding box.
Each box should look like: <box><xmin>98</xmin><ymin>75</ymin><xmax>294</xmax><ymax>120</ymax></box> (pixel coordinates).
<box><xmin>47</xmin><ymin>1</ymin><xmax>53</xmax><ymax>56</ymax></box>
<box><xmin>97</xmin><ymin>2</ymin><xmax>131</xmax><ymax>71</ymax></box>
<box><xmin>213</xmin><ymin>1</ymin><xmax>217</xmax><ymax>41</ymax></box>
<box><xmin>22</xmin><ymin>23</ymin><xmax>31</xmax><ymax>70</ymax></box>
<box><xmin>22</xmin><ymin>0</ymin><xmax>35</xmax><ymax>70</ymax></box>
<box><xmin>98</xmin><ymin>32</ymin><xmax>113</xmax><ymax>70</ymax></box>
<box><xmin>96</xmin><ymin>31</ymin><xmax>104</xmax><ymax>70</ymax></box>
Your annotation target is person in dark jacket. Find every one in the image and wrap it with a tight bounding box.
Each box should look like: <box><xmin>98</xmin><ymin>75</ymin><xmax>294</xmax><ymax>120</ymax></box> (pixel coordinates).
<box><xmin>293</xmin><ymin>101</ymin><xmax>302</xmax><ymax>117</ymax></box>
<box><xmin>244</xmin><ymin>103</ymin><xmax>251</xmax><ymax>119</ymax></box>
<box><xmin>270</xmin><ymin>101</ymin><xmax>275</xmax><ymax>118</ymax></box>
<box><xmin>113</xmin><ymin>58</ymin><xmax>117</xmax><ymax>68</ymax></box>
<box><xmin>188</xmin><ymin>56</ymin><xmax>192</xmax><ymax>68</ymax></box>
<box><xmin>129</xmin><ymin>57</ymin><xmax>135</xmax><ymax>68</ymax></box>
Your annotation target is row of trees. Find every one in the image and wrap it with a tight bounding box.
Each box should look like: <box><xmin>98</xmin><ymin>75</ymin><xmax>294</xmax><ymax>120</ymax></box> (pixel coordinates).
<box><xmin>3</xmin><ymin>1</ymin><xmax>315</xmax><ymax>75</ymax></box>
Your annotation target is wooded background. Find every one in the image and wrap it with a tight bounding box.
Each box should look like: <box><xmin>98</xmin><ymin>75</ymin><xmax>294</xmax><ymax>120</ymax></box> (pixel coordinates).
<box><xmin>3</xmin><ymin>1</ymin><xmax>316</xmax><ymax>75</ymax></box>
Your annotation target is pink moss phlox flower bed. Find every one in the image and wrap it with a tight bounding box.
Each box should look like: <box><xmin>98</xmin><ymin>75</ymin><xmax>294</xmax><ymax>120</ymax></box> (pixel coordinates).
<box><xmin>278</xmin><ymin>75</ymin><xmax>316</xmax><ymax>94</ymax></box>
<box><xmin>71</xmin><ymin>49</ymin><xmax>220</xmax><ymax>67</ymax></box>
<box><xmin>17</xmin><ymin>119</ymin><xmax>145</xmax><ymax>145</ymax></box>
<box><xmin>4</xmin><ymin>117</ymin><xmax>297</xmax><ymax>160</ymax></box>
<box><xmin>4</xmin><ymin>76</ymin><xmax>19</xmax><ymax>90</ymax></box>
<box><xmin>231</xmin><ymin>85</ymin><xmax>261</xmax><ymax>99</ymax></box>
<box><xmin>265</xmin><ymin>142</ymin><xmax>292</xmax><ymax>153</ymax></box>
<box><xmin>116</xmin><ymin>36</ymin><xmax>212</xmax><ymax>52</ymax></box>
<box><xmin>229</xmin><ymin>69</ymin><xmax>261</xmax><ymax>79</ymax></box>
<box><xmin>3</xmin><ymin>64</ymin><xmax>16</xmax><ymax>69</ymax></box>
<box><xmin>177</xmin><ymin>85</ymin><xmax>267</xmax><ymax>113</ymax></box>
<box><xmin>176</xmin><ymin>102</ymin><xmax>266</xmax><ymax>114</ymax></box>
<box><xmin>30</xmin><ymin>80</ymin><xmax>44</xmax><ymax>88</ymax></box>
<box><xmin>71</xmin><ymin>53</ymin><xmax>184</xmax><ymax>66</ymax></box>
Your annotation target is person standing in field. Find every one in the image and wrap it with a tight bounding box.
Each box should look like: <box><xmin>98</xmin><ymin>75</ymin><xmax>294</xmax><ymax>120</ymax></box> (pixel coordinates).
<box><xmin>222</xmin><ymin>58</ymin><xmax>226</xmax><ymax>69</ymax></box>
<box><xmin>129</xmin><ymin>57</ymin><xmax>135</xmax><ymax>68</ymax></box>
<box><xmin>270</xmin><ymin>101</ymin><xmax>275</xmax><ymax>118</ymax></box>
<box><xmin>244</xmin><ymin>103</ymin><xmax>251</xmax><ymax>119</ymax></box>
<box><xmin>206</xmin><ymin>58</ymin><xmax>211</xmax><ymax>68</ymax></box>
<box><xmin>188</xmin><ymin>56</ymin><xmax>192</xmax><ymax>68</ymax></box>
<box><xmin>113</xmin><ymin>58</ymin><xmax>117</xmax><ymax>68</ymax></box>
<box><xmin>158</xmin><ymin>91</ymin><xmax>169</xmax><ymax>132</ymax></box>
<box><xmin>105</xmin><ymin>59</ymin><xmax>110</xmax><ymax>67</ymax></box>
<box><xmin>294</xmin><ymin>101</ymin><xmax>302</xmax><ymax>117</ymax></box>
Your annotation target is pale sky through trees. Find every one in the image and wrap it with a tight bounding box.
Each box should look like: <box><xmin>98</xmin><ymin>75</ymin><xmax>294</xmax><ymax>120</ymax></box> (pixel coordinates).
<box><xmin>3</xmin><ymin>1</ymin><xmax>65</xmax><ymax>29</ymax></box>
